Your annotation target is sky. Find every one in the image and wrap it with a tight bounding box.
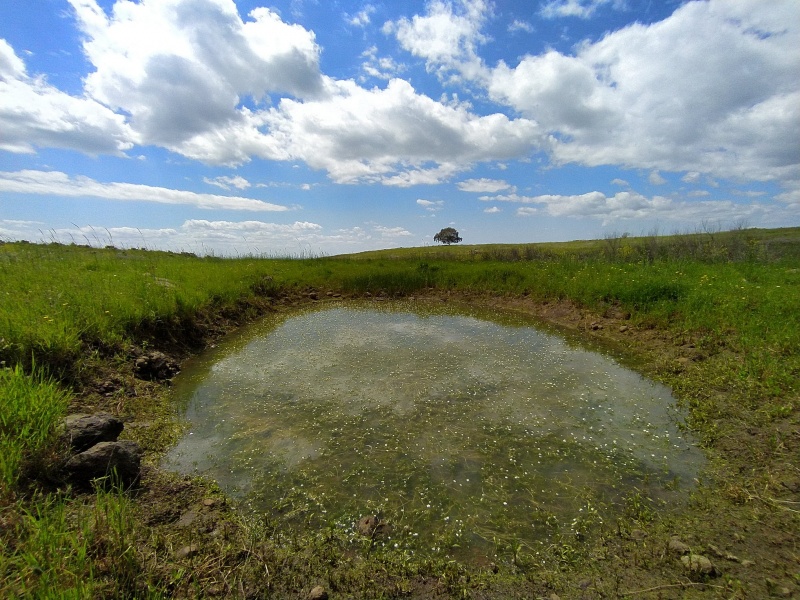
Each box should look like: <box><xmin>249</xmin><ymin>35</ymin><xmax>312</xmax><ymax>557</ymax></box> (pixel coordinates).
<box><xmin>1</xmin><ymin>0</ymin><xmax>798</xmax><ymax>256</ymax></box>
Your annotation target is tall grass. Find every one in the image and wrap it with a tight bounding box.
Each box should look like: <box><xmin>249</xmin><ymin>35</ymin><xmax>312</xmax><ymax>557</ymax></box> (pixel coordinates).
<box><xmin>0</xmin><ymin>486</ymin><xmax>148</xmax><ymax>599</ymax></box>
<box><xmin>0</xmin><ymin>243</ymin><xmax>281</xmax><ymax>375</ymax></box>
<box><xmin>0</xmin><ymin>366</ymin><xmax>71</xmax><ymax>494</ymax></box>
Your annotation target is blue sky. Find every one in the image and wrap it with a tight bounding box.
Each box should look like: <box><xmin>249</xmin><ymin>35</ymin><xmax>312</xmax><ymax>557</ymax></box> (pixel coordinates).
<box><xmin>1</xmin><ymin>0</ymin><xmax>798</xmax><ymax>256</ymax></box>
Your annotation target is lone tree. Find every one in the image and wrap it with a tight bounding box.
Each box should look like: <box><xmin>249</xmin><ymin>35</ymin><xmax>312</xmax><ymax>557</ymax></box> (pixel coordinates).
<box><xmin>433</xmin><ymin>227</ymin><xmax>462</xmax><ymax>245</ymax></box>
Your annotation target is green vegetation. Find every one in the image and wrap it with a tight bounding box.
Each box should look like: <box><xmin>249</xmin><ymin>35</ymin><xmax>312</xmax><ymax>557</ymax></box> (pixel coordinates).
<box><xmin>0</xmin><ymin>227</ymin><xmax>798</xmax><ymax>597</ymax></box>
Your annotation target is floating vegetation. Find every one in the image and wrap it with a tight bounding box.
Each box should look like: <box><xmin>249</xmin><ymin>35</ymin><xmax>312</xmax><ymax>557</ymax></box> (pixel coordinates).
<box><xmin>164</xmin><ymin>302</ymin><xmax>704</xmax><ymax>560</ymax></box>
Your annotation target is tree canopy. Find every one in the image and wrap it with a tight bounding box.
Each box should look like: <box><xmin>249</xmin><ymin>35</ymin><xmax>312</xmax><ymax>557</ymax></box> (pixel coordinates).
<box><xmin>433</xmin><ymin>227</ymin><xmax>462</xmax><ymax>245</ymax></box>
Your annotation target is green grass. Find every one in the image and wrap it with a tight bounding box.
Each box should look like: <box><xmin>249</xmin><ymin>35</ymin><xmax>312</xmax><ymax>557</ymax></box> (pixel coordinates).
<box><xmin>0</xmin><ymin>228</ymin><xmax>798</xmax><ymax>597</ymax></box>
<box><xmin>0</xmin><ymin>366</ymin><xmax>71</xmax><ymax>494</ymax></box>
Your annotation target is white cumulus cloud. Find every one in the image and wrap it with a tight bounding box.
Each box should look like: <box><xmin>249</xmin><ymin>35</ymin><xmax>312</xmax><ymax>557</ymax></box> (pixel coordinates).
<box><xmin>486</xmin><ymin>0</ymin><xmax>800</xmax><ymax>186</ymax></box>
<box><xmin>0</xmin><ymin>38</ymin><xmax>134</xmax><ymax>155</ymax></box>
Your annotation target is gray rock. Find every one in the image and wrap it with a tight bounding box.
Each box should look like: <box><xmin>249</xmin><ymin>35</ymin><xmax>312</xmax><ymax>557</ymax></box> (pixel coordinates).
<box><xmin>64</xmin><ymin>440</ymin><xmax>142</xmax><ymax>487</ymax></box>
<box><xmin>63</xmin><ymin>413</ymin><xmax>123</xmax><ymax>452</ymax></box>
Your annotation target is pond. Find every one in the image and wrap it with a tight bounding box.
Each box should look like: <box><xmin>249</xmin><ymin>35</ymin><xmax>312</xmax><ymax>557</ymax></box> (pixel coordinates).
<box><xmin>163</xmin><ymin>301</ymin><xmax>704</xmax><ymax>559</ymax></box>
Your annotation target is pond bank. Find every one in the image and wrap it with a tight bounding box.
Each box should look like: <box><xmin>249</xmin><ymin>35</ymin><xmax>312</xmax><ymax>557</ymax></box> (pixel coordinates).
<box><xmin>58</xmin><ymin>287</ymin><xmax>798</xmax><ymax>598</ymax></box>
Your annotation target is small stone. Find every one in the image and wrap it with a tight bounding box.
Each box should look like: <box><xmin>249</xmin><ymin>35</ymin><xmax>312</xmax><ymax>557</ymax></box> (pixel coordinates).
<box><xmin>681</xmin><ymin>553</ymin><xmax>716</xmax><ymax>576</ymax></box>
<box><xmin>63</xmin><ymin>413</ymin><xmax>124</xmax><ymax>452</ymax></box>
<box><xmin>668</xmin><ymin>538</ymin><xmax>691</xmax><ymax>555</ymax></box>
<box><xmin>549</xmin><ymin>594</ymin><xmax>561</xmax><ymax>600</ymax></box>
<box><xmin>64</xmin><ymin>440</ymin><xmax>142</xmax><ymax>487</ymax></box>
<box><xmin>630</xmin><ymin>529</ymin><xmax>648</xmax><ymax>541</ymax></box>
<box><xmin>308</xmin><ymin>585</ymin><xmax>328</xmax><ymax>600</ymax></box>
<box><xmin>741</xmin><ymin>559</ymin><xmax>755</xmax><ymax>567</ymax></box>
<box><xmin>619</xmin><ymin>325</ymin><xmax>629</xmax><ymax>333</ymax></box>
<box><xmin>175</xmin><ymin>544</ymin><xmax>200</xmax><ymax>560</ymax></box>
<box><xmin>202</xmin><ymin>498</ymin><xmax>217</xmax><ymax>507</ymax></box>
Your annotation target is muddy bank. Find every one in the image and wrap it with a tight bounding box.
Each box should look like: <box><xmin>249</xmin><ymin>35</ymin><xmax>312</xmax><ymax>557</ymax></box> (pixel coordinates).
<box><xmin>64</xmin><ymin>289</ymin><xmax>798</xmax><ymax>599</ymax></box>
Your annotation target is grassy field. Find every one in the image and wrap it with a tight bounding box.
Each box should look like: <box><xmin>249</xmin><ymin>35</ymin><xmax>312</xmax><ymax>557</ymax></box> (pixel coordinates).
<box><xmin>1</xmin><ymin>227</ymin><xmax>798</xmax><ymax>598</ymax></box>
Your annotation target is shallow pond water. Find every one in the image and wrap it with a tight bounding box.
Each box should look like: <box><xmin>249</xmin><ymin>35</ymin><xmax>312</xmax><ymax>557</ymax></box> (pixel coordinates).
<box><xmin>164</xmin><ymin>301</ymin><xmax>704</xmax><ymax>557</ymax></box>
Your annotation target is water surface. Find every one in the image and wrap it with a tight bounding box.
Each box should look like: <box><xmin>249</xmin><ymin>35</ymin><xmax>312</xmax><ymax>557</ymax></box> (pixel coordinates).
<box><xmin>164</xmin><ymin>301</ymin><xmax>703</xmax><ymax>556</ymax></box>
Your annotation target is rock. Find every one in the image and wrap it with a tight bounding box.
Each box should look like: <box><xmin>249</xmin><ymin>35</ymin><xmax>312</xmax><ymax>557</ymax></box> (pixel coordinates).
<box><xmin>308</xmin><ymin>292</ymin><xmax>319</xmax><ymax>300</ymax></box>
<box><xmin>202</xmin><ymin>498</ymin><xmax>218</xmax><ymax>507</ymax></box>
<box><xmin>590</xmin><ymin>322</ymin><xmax>603</xmax><ymax>330</ymax></box>
<box><xmin>308</xmin><ymin>586</ymin><xmax>328</xmax><ymax>600</ymax></box>
<box><xmin>708</xmin><ymin>543</ymin><xmax>739</xmax><ymax>562</ymax></box>
<box><xmin>357</xmin><ymin>515</ymin><xmax>378</xmax><ymax>536</ymax></box>
<box><xmin>65</xmin><ymin>440</ymin><xmax>142</xmax><ymax>487</ymax></box>
<box><xmin>741</xmin><ymin>559</ymin><xmax>755</xmax><ymax>567</ymax></box>
<box><xmin>356</xmin><ymin>515</ymin><xmax>392</xmax><ymax>538</ymax></box>
<box><xmin>630</xmin><ymin>529</ymin><xmax>648</xmax><ymax>541</ymax></box>
<box><xmin>175</xmin><ymin>508</ymin><xmax>200</xmax><ymax>528</ymax></box>
<box><xmin>134</xmin><ymin>351</ymin><xmax>179</xmax><ymax>380</ymax></box>
<box><xmin>176</xmin><ymin>544</ymin><xmax>200</xmax><ymax>560</ymax></box>
<box><xmin>63</xmin><ymin>413</ymin><xmax>124</xmax><ymax>452</ymax></box>
<box><xmin>619</xmin><ymin>325</ymin><xmax>629</xmax><ymax>333</ymax></box>
<box><xmin>668</xmin><ymin>538</ymin><xmax>691</xmax><ymax>555</ymax></box>
<box><xmin>681</xmin><ymin>553</ymin><xmax>717</xmax><ymax>576</ymax></box>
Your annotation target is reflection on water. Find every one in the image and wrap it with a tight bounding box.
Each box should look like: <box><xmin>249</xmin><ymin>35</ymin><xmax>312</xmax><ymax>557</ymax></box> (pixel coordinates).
<box><xmin>164</xmin><ymin>301</ymin><xmax>704</xmax><ymax>555</ymax></box>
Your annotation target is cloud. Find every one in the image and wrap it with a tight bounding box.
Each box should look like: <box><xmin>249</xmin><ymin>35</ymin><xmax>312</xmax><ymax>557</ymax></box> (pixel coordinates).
<box><xmin>539</xmin><ymin>0</ymin><xmax>624</xmax><ymax>20</ymax></box>
<box><xmin>261</xmin><ymin>78</ymin><xmax>541</xmax><ymax>184</ymax></box>
<box><xmin>66</xmin><ymin>0</ymin><xmax>326</xmax><ymax>158</ymax></box>
<box><xmin>203</xmin><ymin>175</ymin><xmax>251</xmax><ymax>190</ymax></box>
<box><xmin>0</xmin><ymin>218</ymin><xmax>418</xmax><ymax>256</ymax></box>
<box><xmin>373</xmin><ymin>225</ymin><xmax>413</xmax><ymax>237</ymax></box>
<box><xmin>480</xmin><ymin>189</ymin><xmax>773</xmax><ymax>225</ymax></box>
<box><xmin>508</xmin><ymin>20</ymin><xmax>534</xmax><ymax>34</ymax></box>
<box><xmin>611</xmin><ymin>178</ymin><xmax>629</xmax><ymax>187</ymax></box>
<box><xmin>681</xmin><ymin>172</ymin><xmax>701</xmax><ymax>184</ymax></box>
<box><xmin>0</xmin><ymin>170</ymin><xmax>288</xmax><ymax>211</ymax></box>
<box><xmin>483</xmin><ymin>206</ymin><xmax>501</xmax><ymax>213</ymax></box>
<box><xmin>360</xmin><ymin>46</ymin><xmax>406</xmax><ymax>81</ymax></box>
<box><xmin>417</xmin><ymin>199</ymin><xmax>444</xmax><ymax>211</ymax></box>
<box><xmin>486</xmin><ymin>0</ymin><xmax>800</xmax><ymax>186</ymax></box>
<box><xmin>648</xmin><ymin>170</ymin><xmax>666</xmax><ymax>185</ymax></box>
<box><xmin>347</xmin><ymin>5</ymin><xmax>376</xmax><ymax>27</ymax></box>
<box><xmin>48</xmin><ymin>1</ymin><xmax>541</xmax><ymax>181</ymax></box>
<box><xmin>457</xmin><ymin>178</ymin><xmax>514</xmax><ymax>193</ymax></box>
<box><xmin>0</xmin><ymin>38</ymin><xmax>134</xmax><ymax>155</ymax></box>
<box><xmin>386</xmin><ymin>0</ymin><xmax>491</xmax><ymax>82</ymax></box>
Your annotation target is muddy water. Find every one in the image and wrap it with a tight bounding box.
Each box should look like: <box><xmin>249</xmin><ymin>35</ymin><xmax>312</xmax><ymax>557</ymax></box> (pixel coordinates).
<box><xmin>164</xmin><ymin>301</ymin><xmax>704</xmax><ymax>556</ymax></box>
